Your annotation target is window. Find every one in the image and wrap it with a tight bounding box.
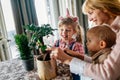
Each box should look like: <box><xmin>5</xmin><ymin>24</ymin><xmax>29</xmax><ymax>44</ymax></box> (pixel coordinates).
<box><xmin>1</xmin><ymin>0</ymin><xmax>19</xmax><ymax>59</ymax></box>
<box><xmin>1</xmin><ymin>0</ymin><xmax>60</xmax><ymax>59</ymax></box>
<box><xmin>35</xmin><ymin>0</ymin><xmax>58</xmax><ymax>46</ymax></box>
<box><xmin>35</xmin><ymin>0</ymin><xmax>51</xmax><ymax>25</ymax></box>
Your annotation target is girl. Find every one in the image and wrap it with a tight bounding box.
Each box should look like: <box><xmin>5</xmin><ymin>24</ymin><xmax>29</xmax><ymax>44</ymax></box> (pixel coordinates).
<box><xmin>54</xmin><ymin>9</ymin><xmax>84</xmax><ymax>80</ymax></box>
<box><xmin>54</xmin><ymin>9</ymin><xmax>84</xmax><ymax>58</ymax></box>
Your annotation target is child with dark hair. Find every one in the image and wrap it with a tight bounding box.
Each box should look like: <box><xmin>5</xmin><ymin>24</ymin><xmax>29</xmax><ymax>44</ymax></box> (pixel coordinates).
<box><xmin>86</xmin><ymin>25</ymin><xmax>116</xmax><ymax>64</ymax></box>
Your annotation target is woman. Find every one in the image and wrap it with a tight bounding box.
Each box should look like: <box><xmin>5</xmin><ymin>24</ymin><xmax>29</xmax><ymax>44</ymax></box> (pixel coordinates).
<box><xmin>51</xmin><ymin>0</ymin><xmax>120</xmax><ymax>80</ymax></box>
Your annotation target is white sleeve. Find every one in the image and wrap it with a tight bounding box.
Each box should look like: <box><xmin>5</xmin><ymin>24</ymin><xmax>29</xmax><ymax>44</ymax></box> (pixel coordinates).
<box><xmin>69</xmin><ymin>58</ymin><xmax>86</xmax><ymax>75</ymax></box>
<box><xmin>70</xmin><ymin>58</ymin><xmax>93</xmax><ymax>80</ymax></box>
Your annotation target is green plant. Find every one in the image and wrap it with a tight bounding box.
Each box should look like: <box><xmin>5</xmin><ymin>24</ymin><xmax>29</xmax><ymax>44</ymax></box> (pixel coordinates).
<box><xmin>14</xmin><ymin>34</ymin><xmax>33</xmax><ymax>60</ymax></box>
<box><xmin>24</xmin><ymin>24</ymin><xmax>57</xmax><ymax>60</ymax></box>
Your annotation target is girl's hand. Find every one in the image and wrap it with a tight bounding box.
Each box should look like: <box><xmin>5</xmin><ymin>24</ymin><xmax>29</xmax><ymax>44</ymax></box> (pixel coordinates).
<box><xmin>50</xmin><ymin>47</ymin><xmax>73</xmax><ymax>65</ymax></box>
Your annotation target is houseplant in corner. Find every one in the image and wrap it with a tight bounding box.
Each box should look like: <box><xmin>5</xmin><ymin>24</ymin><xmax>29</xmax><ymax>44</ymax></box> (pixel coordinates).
<box><xmin>14</xmin><ymin>34</ymin><xmax>34</xmax><ymax>71</ymax></box>
<box><xmin>24</xmin><ymin>24</ymin><xmax>57</xmax><ymax>80</ymax></box>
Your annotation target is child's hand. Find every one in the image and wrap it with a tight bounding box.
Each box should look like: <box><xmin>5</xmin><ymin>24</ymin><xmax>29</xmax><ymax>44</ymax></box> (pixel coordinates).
<box><xmin>64</xmin><ymin>48</ymin><xmax>84</xmax><ymax>60</ymax></box>
<box><xmin>64</xmin><ymin>48</ymin><xmax>75</xmax><ymax>56</ymax></box>
<box><xmin>50</xmin><ymin>47</ymin><xmax>73</xmax><ymax>64</ymax></box>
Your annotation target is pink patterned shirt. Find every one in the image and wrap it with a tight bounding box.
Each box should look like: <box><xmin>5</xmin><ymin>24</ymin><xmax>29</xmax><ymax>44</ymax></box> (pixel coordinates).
<box><xmin>54</xmin><ymin>39</ymin><xmax>84</xmax><ymax>54</ymax></box>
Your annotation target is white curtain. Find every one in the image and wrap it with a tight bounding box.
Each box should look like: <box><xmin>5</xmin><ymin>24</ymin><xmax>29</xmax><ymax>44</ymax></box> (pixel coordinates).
<box><xmin>0</xmin><ymin>1</ymin><xmax>11</xmax><ymax>61</ymax></box>
<box><xmin>10</xmin><ymin>0</ymin><xmax>38</xmax><ymax>34</ymax></box>
<box><xmin>58</xmin><ymin>0</ymin><xmax>88</xmax><ymax>27</ymax></box>
<box><xmin>0</xmin><ymin>1</ymin><xmax>7</xmax><ymax>38</ymax></box>
<box><xmin>58</xmin><ymin>0</ymin><xmax>73</xmax><ymax>16</ymax></box>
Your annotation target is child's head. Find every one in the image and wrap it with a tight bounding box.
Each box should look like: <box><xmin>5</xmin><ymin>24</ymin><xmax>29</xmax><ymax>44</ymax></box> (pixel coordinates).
<box><xmin>58</xmin><ymin>16</ymin><xmax>83</xmax><ymax>43</ymax></box>
<box><xmin>86</xmin><ymin>25</ymin><xmax>116</xmax><ymax>54</ymax></box>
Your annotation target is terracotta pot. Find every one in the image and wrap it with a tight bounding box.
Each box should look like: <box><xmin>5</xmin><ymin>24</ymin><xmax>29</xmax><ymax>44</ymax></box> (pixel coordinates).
<box><xmin>36</xmin><ymin>55</ymin><xmax>57</xmax><ymax>80</ymax></box>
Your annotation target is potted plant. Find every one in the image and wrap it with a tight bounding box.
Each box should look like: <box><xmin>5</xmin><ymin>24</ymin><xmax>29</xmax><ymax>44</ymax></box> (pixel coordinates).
<box><xmin>14</xmin><ymin>34</ymin><xmax>34</xmax><ymax>71</ymax></box>
<box><xmin>24</xmin><ymin>24</ymin><xmax>57</xmax><ymax>80</ymax></box>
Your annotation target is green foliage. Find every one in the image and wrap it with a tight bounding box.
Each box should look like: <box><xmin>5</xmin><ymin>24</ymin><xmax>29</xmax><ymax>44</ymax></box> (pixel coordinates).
<box><xmin>14</xmin><ymin>34</ymin><xmax>33</xmax><ymax>60</ymax></box>
<box><xmin>24</xmin><ymin>24</ymin><xmax>57</xmax><ymax>53</ymax></box>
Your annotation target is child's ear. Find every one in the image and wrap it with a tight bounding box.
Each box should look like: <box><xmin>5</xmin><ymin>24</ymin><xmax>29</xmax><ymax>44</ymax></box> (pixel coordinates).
<box><xmin>99</xmin><ymin>40</ymin><xmax>106</xmax><ymax>49</ymax></box>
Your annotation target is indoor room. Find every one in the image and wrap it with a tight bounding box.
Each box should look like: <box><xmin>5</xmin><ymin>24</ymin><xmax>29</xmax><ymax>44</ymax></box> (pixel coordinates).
<box><xmin>0</xmin><ymin>0</ymin><xmax>120</xmax><ymax>80</ymax></box>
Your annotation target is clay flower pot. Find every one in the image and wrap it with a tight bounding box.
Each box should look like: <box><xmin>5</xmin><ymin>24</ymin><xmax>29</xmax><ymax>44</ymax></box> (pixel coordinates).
<box><xmin>36</xmin><ymin>55</ymin><xmax>57</xmax><ymax>80</ymax></box>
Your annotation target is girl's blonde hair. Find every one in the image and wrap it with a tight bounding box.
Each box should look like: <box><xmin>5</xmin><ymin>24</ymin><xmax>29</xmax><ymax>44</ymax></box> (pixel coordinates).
<box><xmin>82</xmin><ymin>0</ymin><xmax>120</xmax><ymax>17</ymax></box>
<box><xmin>58</xmin><ymin>17</ymin><xmax>83</xmax><ymax>43</ymax></box>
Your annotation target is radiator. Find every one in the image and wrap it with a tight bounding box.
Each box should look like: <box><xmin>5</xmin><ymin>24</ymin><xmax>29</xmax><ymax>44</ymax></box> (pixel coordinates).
<box><xmin>0</xmin><ymin>39</ymin><xmax>11</xmax><ymax>61</ymax></box>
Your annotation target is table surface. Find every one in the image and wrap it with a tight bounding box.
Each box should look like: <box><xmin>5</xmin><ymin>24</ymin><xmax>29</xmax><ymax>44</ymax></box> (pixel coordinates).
<box><xmin>0</xmin><ymin>58</ymin><xmax>72</xmax><ymax>80</ymax></box>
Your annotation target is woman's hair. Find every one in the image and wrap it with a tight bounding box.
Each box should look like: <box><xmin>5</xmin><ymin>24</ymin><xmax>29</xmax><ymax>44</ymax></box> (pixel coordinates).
<box><xmin>58</xmin><ymin>17</ymin><xmax>83</xmax><ymax>43</ymax></box>
<box><xmin>82</xmin><ymin>0</ymin><xmax>120</xmax><ymax>16</ymax></box>
<box><xmin>87</xmin><ymin>25</ymin><xmax>116</xmax><ymax>48</ymax></box>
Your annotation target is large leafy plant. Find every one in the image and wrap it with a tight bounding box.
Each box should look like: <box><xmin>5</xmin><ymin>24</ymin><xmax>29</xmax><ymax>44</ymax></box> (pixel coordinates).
<box><xmin>14</xmin><ymin>34</ymin><xmax>33</xmax><ymax>60</ymax></box>
<box><xmin>24</xmin><ymin>24</ymin><xmax>56</xmax><ymax>60</ymax></box>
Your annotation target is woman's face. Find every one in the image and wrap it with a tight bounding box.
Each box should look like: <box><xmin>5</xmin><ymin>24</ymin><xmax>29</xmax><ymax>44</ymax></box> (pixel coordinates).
<box><xmin>87</xmin><ymin>9</ymin><xmax>111</xmax><ymax>25</ymax></box>
<box><xmin>59</xmin><ymin>25</ymin><xmax>75</xmax><ymax>42</ymax></box>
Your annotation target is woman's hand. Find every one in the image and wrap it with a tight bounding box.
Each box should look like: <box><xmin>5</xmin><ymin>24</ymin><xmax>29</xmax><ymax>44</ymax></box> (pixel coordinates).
<box><xmin>50</xmin><ymin>47</ymin><xmax>73</xmax><ymax>65</ymax></box>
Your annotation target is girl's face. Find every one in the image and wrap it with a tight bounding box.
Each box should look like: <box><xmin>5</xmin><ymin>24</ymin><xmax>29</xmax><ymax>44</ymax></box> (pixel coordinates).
<box><xmin>87</xmin><ymin>9</ymin><xmax>111</xmax><ymax>25</ymax></box>
<box><xmin>59</xmin><ymin>25</ymin><xmax>76</xmax><ymax>42</ymax></box>
<box><xmin>86</xmin><ymin>33</ymin><xmax>101</xmax><ymax>54</ymax></box>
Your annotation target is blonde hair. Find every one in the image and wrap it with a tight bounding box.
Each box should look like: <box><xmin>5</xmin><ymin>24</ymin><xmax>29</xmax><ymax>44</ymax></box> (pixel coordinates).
<box><xmin>87</xmin><ymin>25</ymin><xmax>116</xmax><ymax>48</ymax></box>
<box><xmin>58</xmin><ymin>17</ymin><xmax>83</xmax><ymax>43</ymax></box>
<box><xmin>82</xmin><ymin>0</ymin><xmax>120</xmax><ymax>16</ymax></box>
